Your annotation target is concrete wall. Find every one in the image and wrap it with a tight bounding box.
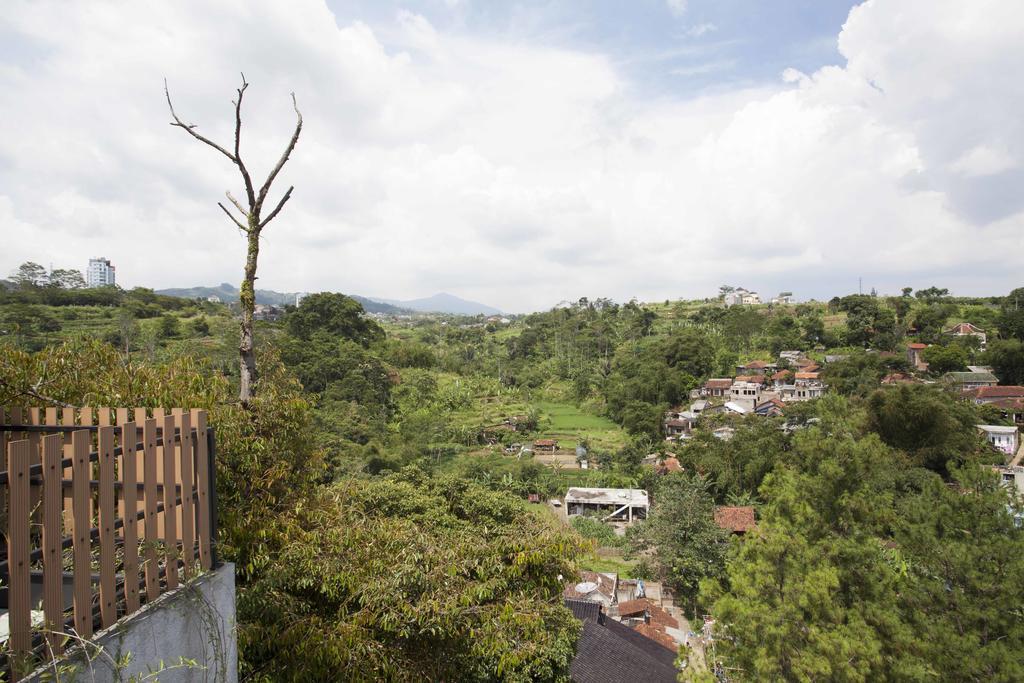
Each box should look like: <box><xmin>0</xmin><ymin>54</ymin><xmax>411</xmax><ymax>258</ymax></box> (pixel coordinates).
<box><xmin>27</xmin><ymin>563</ymin><xmax>237</xmax><ymax>683</ymax></box>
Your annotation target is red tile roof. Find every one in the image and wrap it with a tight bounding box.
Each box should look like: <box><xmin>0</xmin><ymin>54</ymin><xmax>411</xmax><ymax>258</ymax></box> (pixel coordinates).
<box><xmin>616</xmin><ymin>599</ymin><xmax>679</xmax><ymax>630</ymax></box>
<box><xmin>772</xmin><ymin>370</ymin><xmax>792</xmax><ymax>381</ymax></box>
<box><xmin>966</xmin><ymin>386</ymin><xmax>1024</xmax><ymax>399</ymax></box>
<box><xmin>734</xmin><ymin>375</ymin><xmax>767</xmax><ymax>384</ymax></box>
<box><xmin>794</xmin><ymin>372</ymin><xmax>820</xmax><ymax>380</ymax></box>
<box><xmin>742</xmin><ymin>360</ymin><xmax>768</xmax><ymax>369</ymax></box>
<box><xmin>714</xmin><ymin>506</ymin><xmax>756</xmax><ymax>533</ymax></box>
<box><xmin>632</xmin><ymin>623</ymin><xmax>677</xmax><ymax>652</ymax></box>
<box><xmin>704</xmin><ymin>378</ymin><xmax>733</xmax><ymax>389</ymax></box>
<box><xmin>656</xmin><ymin>457</ymin><xmax>682</xmax><ymax>474</ymax></box>
<box><xmin>908</xmin><ymin>343</ymin><xmax>928</xmax><ymax>350</ymax></box>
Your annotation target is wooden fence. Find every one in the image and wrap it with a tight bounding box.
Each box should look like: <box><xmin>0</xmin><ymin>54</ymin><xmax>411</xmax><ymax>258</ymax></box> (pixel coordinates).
<box><xmin>0</xmin><ymin>407</ymin><xmax>217</xmax><ymax>675</ymax></box>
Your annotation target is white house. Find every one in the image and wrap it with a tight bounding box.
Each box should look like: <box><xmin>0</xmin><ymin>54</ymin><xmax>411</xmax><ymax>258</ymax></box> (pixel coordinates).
<box><xmin>564</xmin><ymin>488</ymin><xmax>649</xmax><ymax>522</ymax></box>
<box><xmin>993</xmin><ymin>465</ymin><xmax>1024</xmax><ymax>496</ymax></box>
<box><xmin>977</xmin><ymin>424</ymin><xmax>1019</xmax><ymax>457</ymax></box>
<box><xmin>729</xmin><ymin>381</ymin><xmax>762</xmax><ymax>411</ymax></box>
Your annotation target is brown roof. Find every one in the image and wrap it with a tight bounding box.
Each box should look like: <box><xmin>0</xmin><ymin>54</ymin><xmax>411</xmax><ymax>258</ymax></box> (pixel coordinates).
<box><xmin>966</xmin><ymin>386</ymin><xmax>1024</xmax><ymax>399</ymax></box>
<box><xmin>990</xmin><ymin>398</ymin><xmax>1024</xmax><ymax>412</ymax></box>
<box><xmin>742</xmin><ymin>360</ymin><xmax>768</xmax><ymax>369</ymax></box>
<box><xmin>704</xmin><ymin>378</ymin><xmax>733</xmax><ymax>389</ymax></box>
<box><xmin>794</xmin><ymin>372</ymin><xmax>820</xmax><ymax>380</ymax></box>
<box><xmin>794</xmin><ymin>357</ymin><xmax>817</xmax><ymax>367</ymax></box>
<box><xmin>534</xmin><ymin>439</ymin><xmax>558</xmax><ymax>447</ymax></box>
<box><xmin>772</xmin><ymin>370</ymin><xmax>791</xmax><ymax>381</ymax></box>
<box><xmin>616</xmin><ymin>599</ymin><xmax>680</xmax><ymax>630</ymax></box>
<box><xmin>632</xmin><ymin>623</ymin><xmax>677</xmax><ymax>652</ymax></box>
<box><xmin>714</xmin><ymin>506</ymin><xmax>756</xmax><ymax>533</ymax></box>
<box><xmin>734</xmin><ymin>375</ymin><xmax>767</xmax><ymax>384</ymax></box>
<box><xmin>908</xmin><ymin>343</ymin><xmax>928</xmax><ymax>350</ymax></box>
<box><xmin>881</xmin><ymin>372</ymin><xmax>915</xmax><ymax>384</ymax></box>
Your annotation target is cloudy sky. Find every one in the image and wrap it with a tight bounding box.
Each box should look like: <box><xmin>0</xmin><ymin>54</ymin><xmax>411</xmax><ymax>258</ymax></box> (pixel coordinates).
<box><xmin>2</xmin><ymin>0</ymin><xmax>1021</xmax><ymax>312</ymax></box>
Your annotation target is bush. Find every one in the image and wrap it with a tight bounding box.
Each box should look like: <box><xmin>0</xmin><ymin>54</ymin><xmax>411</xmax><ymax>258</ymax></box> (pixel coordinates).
<box><xmin>571</xmin><ymin>515</ymin><xmax>626</xmax><ymax>549</ymax></box>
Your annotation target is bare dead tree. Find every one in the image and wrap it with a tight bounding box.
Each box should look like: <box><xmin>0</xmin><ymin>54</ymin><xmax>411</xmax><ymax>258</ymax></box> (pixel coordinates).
<box><xmin>164</xmin><ymin>74</ymin><xmax>302</xmax><ymax>406</ymax></box>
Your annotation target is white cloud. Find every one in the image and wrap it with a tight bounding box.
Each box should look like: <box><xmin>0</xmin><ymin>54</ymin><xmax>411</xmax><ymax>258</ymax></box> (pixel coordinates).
<box><xmin>686</xmin><ymin>22</ymin><xmax>717</xmax><ymax>37</ymax></box>
<box><xmin>1</xmin><ymin>0</ymin><xmax>1022</xmax><ymax>311</ymax></box>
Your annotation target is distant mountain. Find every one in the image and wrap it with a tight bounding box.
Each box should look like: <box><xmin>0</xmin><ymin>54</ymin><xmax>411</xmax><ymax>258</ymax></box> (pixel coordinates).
<box><xmin>368</xmin><ymin>292</ymin><xmax>502</xmax><ymax>316</ymax></box>
<box><xmin>155</xmin><ymin>284</ymin><xmax>413</xmax><ymax>315</ymax></box>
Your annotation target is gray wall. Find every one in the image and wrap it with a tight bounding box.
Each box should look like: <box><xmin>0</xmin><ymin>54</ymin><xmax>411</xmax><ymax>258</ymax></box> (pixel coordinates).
<box><xmin>27</xmin><ymin>563</ymin><xmax>237</xmax><ymax>683</ymax></box>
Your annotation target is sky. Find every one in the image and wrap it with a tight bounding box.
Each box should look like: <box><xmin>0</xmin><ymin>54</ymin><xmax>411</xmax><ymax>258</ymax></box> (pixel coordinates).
<box><xmin>1</xmin><ymin>0</ymin><xmax>1022</xmax><ymax>313</ymax></box>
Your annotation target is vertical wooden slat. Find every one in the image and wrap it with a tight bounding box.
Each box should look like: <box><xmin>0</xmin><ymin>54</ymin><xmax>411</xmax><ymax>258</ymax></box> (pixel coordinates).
<box><xmin>121</xmin><ymin>420</ymin><xmax>141</xmax><ymax>614</ymax></box>
<box><xmin>133</xmin><ymin>408</ymin><xmax>147</xmax><ymax>542</ymax></box>
<box><xmin>162</xmin><ymin>413</ymin><xmax>179</xmax><ymax>590</ymax></box>
<box><xmin>8</xmin><ymin>439</ymin><xmax>32</xmax><ymax>659</ymax></box>
<box><xmin>178</xmin><ymin>412</ymin><xmax>195</xmax><ymax>579</ymax></box>
<box><xmin>171</xmin><ymin>409</ymin><xmax>185</xmax><ymax>542</ymax></box>
<box><xmin>98</xmin><ymin>426</ymin><xmax>116</xmax><ymax>628</ymax></box>
<box><xmin>27</xmin><ymin>408</ymin><xmax>42</xmax><ymax>534</ymax></box>
<box><xmin>142</xmin><ymin>418</ymin><xmax>160</xmax><ymax>602</ymax></box>
<box><xmin>42</xmin><ymin>433</ymin><xmax>65</xmax><ymax>655</ymax></box>
<box><xmin>192</xmin><ymin>409</ymin><xmax>212</xmax><ymax>571</ymax></box>
<box><xmin>96</xmin><ymin>407</ymin><xmax>111</xmax><ymax>427</ymax></box>
<box><xmin>62</xmin><ymin>407</ymin><xmax>76</xmax><ymax>537</ymax></box>
<box><xmin>153</xmin><ymin>407</ymin><xmax>166</xmax><ymax>541</ymax></box>
<box><xmin>116</xmin><ymin>408</ymin><xmax>129</xmax><ymax>524</ymax></box>
<box><xmin>71</xmin><ymin>429</ymin><xmax>93</xmax><ymax>638</ymax></box>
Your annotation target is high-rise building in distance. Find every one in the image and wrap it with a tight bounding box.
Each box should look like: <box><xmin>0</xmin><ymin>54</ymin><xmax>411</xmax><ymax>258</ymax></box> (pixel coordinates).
<box><xmin>86</xmin><ymin>257</ymin><xmax>116</xmax><ymax>287</ymax></box>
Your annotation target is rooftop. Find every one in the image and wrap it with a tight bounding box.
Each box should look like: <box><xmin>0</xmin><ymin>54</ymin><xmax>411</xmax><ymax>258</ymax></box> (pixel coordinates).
<box><xmin>715</xmin><ymin>506</ymin><xmax>757</xmax><ymax>533</ymax></box>
<box><xmin>565</xmin><ymin>487</ymin><xmax>650</xmax><ymax>507</ymax></box>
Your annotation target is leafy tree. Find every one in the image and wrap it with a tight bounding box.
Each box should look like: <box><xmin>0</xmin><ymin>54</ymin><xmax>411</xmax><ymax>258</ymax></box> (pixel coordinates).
<box><xmin>285</xmin><ymin>292</ymin><xmax>384</xmax><ymax>347</ymax></box>
<box><xmin>893</xmin><ymin>466</ymin><xmax>1024</xmax><ymax>681</ymax></box>
<box><xmin>191</xmin><ymin>316</ymin><xmax>211</xmax><ymax>336</ymax></box>
<box><xmin>865</xmin><ymin>384</ymin><xmax>986</xmax><ymax>476</ymax></box>
<box><xmin>912</xmin><ymin>303</ymin><xmax>956</xmax><ymax>342</ymax></box>
<box><xmin>921</xmin><ymin>343</ymin><xmax>968</xmax><ymax>374</ymax></box>
<box><xmin>240</xmin><ymin>471</ymin><xmax>585</xmax><ymax>681</ymax></box>
<box><xmin>914</xmin><ymin>286</ymin><xmax>950</xmax><ymax>302</ymax></box>
<box><xmin>986</xmin><ymin>338</ymin><xmax>1024</xmax><ymax>385</ymax></box>
<box><xmin>701</xmin><ymin>424</ymin><xmax>917</xmax><ymax>682</ymax></box>
<box><xmin>11</xmin><ymin>261</ymin><xmax>47</xmax><ymax>288</ymax></box>
<box><xmin>629</xmin><ymin>473</ymin><xmax>728</xmax><ymax>612</ymax></box>
<box><xmin>997</xmin><ymin>287</ymin><xmax>1024</xmax><ymax>341</ymax></box>
<box><xmin>47</xmin><ymin>268</ymin><xmax>86</xmax><ymax>289</ymax></box>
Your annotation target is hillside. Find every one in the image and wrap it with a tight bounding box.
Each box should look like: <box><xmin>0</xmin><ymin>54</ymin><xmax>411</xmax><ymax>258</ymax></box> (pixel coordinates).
<box><xmin>368</xmin><ymin>291</ymin><xmax>502</xmax><ymax>315</ymax></box>
<box><xmin>156</xmin><ymin>283</ymin><xmax>413</xmax><ymax>315</ymax></box>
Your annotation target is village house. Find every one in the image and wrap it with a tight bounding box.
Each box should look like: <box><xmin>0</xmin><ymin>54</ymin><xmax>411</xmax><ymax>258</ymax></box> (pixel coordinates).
<box><xmin>945</xmin><ymin>371</ymin><xmax>999</xmax><ymax>391</ymax></box>
<box><xmin>754</xmin><ymin>398</ymin><xmax>786</xmax><ymax>416</ymax></box>
<box><xmin>977</xmin><ymin>424</ymin><xmax>1019</xmax><ymax>457</ymax></box>
<box><xmin>565</xmin><ymin>487</ymin><xmax>649</xmax><ymax>522</ymax></box>
<box><xmin>907</xmin><ymin>342</ymin><xmax>929</xmax><ymax>371</ymax></box>
<box><xmin>770</xmin><ymin>292</ymin><xmax>795</xmax><ymax>305</ymax></box>
<box><xmin>964</xmin><ymin>386</ymin><xmax>1024</xmax><ymax>405</ymax></box>
<box><xmin>736</xmin><ymin>360</ymin><xmax>776</xmax><ymax>376</ymax></box>
<box><xmin>945</xmin><ymin>322</ymin><xmax>987</xmax><ymax>350</ymax></box>
<box><xmin>993</xmin><ymin>465</ymin><xmax>1024</xmax><ymax>496</ymax></box>
<box><xmin>533</xmin><ymin>438</ymin><xmax>558</xmax><ymax>452</ymax></box>
<box><xmin>729</xmin><ymin>380</ymin><xmax>763</xmax><ymax>411</ymax></box>
<box><xmin>701</xmin><ymin>378</ymin><xmax>733</xmax><ymax>398</ymax></box>
<box><xmin>564</xmin><ymin>599</ymin><xmax>679</xmax><ymax>683</ymax></box>
<box><xmin>564</xmin><ymin>571</ymin><xmax>619</xmax><ymax>609</ymax></box>
<box><xmin>723</xmin><ymin>288</ymin><xmax>761</xmax><ymax>306</ymax></box>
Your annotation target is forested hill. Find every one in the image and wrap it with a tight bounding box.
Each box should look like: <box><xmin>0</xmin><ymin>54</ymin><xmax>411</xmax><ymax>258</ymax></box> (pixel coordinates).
<box><xmin>155</xmin><ymin>282</ymin><xmax>412</xmax><ymax>314</ymax></box>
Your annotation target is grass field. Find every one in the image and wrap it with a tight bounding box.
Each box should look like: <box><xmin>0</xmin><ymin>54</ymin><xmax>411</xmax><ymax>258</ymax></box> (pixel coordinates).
<box><xmin>534</xmin><ymin>401</ymin><xmax>627</xmax><ymax>451</ymax></box>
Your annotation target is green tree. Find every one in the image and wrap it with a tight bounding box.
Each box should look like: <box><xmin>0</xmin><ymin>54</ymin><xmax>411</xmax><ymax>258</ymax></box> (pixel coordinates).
<box><xmin>986</xmin><ymin>338</ymin><xmax>1024</xmax><ymax>385</ymax></box>
<box><xmin>47</xmin><ymin>268</ymin><xmax>86</xmax><ymax>289</ymax></box>
<box><xmin>921</xmin><ymin>343</ymin><xmax>968</xmax><ymax>374</ymax></box>
<box><xmin>11</xmin><ymin>261</ymin><xmax>47</xmax><ymax>288</ymax></box>
<box><xmin>285</xmin><ymin>292</ymin><xmax>385</xmax><ymax>346</ymax></box>
<box><xmin>865</xmin><ymin>384</ymin><xmax>986</xmax><ymax>476</ymax></box>
<box><xmin>997</xmin><ymin>287</ymin><xmax>1024</xmax><ymax>341</ymax></box>
<box><xmin>630</xmin><ymin>473</ymin><xmax>728</xmax><ymax>612</ymax></box>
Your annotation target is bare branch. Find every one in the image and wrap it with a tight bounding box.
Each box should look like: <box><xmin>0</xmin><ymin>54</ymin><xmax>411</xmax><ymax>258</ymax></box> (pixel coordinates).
<box><xmin>164</xmin><ymin>78</ymin><xmax>237</xmax><ymax>163</ymax></box>
<box><xmin>259</xmin><ymin>186</ymin><xmax>294</xmax><ymax>228</ymax></box>
<box><xmin>233</xmin><ymin>73</ymin><xmax>257</xmax><ymax>209</ymax></box>
<box><xmin>0</xmin><ymin>378</ymin><xmax>73</xmax><ymax>408</ymax></box>
<box><xmin>225</xmin><ymin>191</ymin><xmax>247</xmax><ymax>216</ymax></box>
<box><xmin>218</xmin><ymin>202</ymin><xmax>248</xmax><ymax>232</ymax></box>
<box><xmin>256</xmin><ymin>93</ymin><xmax>303</xmax><ymax>210</ymax></box>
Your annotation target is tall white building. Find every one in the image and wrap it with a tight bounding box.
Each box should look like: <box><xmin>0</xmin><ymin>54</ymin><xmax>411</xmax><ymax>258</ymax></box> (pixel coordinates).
<box><xmin>86</xmin><ymin>257</ymin><xmax>116</xmax><ymax>287</ymax></box>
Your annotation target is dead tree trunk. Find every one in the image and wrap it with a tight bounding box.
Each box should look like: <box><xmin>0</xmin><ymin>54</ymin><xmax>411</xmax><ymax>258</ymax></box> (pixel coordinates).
<box><xmin>164</xmin><ymin>74</ymin><xmax>302</xmax><ymax>406</ymax></box>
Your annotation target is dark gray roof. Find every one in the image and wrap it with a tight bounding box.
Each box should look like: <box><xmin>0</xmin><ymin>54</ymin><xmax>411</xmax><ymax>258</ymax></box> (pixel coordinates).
<box><xmin>564</xmin><ymin>600</ymin><xmax>678</xmax><ymax>683</ymax></box>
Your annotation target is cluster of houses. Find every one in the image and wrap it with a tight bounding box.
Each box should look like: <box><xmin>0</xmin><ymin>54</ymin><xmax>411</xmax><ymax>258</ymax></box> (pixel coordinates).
<box><xmin>663</xmin><ymin>351</ymin><xmax>828</xmax><ymax>440</ymax></box>
<box><xmin>722</xmin><ymin>288</ymin><xmax>795</xmax><ymax>307</ymax></box>
<box><xmin>560</xmin><ymin>492</ymin><xmax>756</xmax><ymax>681</ymax></box>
